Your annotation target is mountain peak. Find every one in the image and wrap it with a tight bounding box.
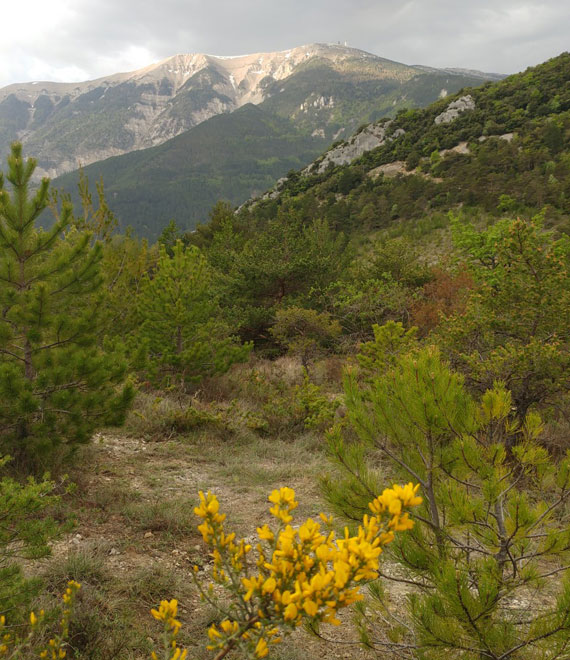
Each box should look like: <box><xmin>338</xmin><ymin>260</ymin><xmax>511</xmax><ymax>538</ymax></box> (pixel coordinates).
<box><xmin>0</xmin><ymin>44</ymin><xmax>501</xmax><ymax>181</ymax></box>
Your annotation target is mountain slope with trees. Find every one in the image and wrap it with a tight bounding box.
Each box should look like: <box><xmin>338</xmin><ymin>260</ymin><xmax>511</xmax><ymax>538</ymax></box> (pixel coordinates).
<box><xmin>246</xmin><ymin>51</ymin><xmax>569</xmax><ymax>232</ymax></box>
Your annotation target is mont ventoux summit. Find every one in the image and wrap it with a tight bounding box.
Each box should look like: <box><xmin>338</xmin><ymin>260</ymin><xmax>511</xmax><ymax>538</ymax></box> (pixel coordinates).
<box><xmin>0</xmin><ymin>42</ymin><xmax>503</xmax><ymax>238</ymax></box>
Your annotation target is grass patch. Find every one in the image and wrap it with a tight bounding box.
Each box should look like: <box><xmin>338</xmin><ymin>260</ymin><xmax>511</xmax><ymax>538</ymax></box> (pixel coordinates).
<box><xmin>122</xmin><ymin>497</ymin><xmax>200</xmax><ymax>537</ymax></box>
<box><xmin>43</xmin><ymin>542</ymin><xmax>110</xmax><ymax>590</ymax></box>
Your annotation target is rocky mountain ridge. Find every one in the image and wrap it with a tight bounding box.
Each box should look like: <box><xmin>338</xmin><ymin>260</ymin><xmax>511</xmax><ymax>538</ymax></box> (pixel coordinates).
<box><xmin>1</xmin><ymin>43</ymin><xmax>501</xmax><ymax>178</ymax></box>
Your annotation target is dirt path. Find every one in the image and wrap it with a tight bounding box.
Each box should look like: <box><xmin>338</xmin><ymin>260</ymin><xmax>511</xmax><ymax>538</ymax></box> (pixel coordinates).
<box><xmin>34</xmin><ymin>429</ymin><xmax>379</xmax><ymax>659</ymax></box>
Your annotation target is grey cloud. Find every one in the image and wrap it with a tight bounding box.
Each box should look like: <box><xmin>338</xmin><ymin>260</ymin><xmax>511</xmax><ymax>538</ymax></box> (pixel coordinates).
<box><xmin>2</xmin><ymin>0</ymin><xmax>569</xmax><ymax>87</ymax></box>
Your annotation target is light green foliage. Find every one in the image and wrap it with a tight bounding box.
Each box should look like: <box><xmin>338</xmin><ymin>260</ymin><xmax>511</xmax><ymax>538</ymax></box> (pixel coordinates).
<box><xmin>137</xmin><ymin>240</ymin><xmax>251</xmax><ymax>384</ymax></box>
<box><xmin>0</xmin><ymin>143</ymin><xmax>134</xmax><ymax>467</ymax></box>
<box><xmin>325</xmin><ymin>346</ymin><xmax>570</xmax><ymax>659</ymax></box>
<box><xmin>360</xmin><ymin>237</ymin><xmax>432</xmax><ymax>288</ymax></box>
<box><xmin>0</xmin><ymin>455</ymin><xmax>61</xmax><ymax>619</ymax></box>
<box><xmin>318</xmin><ymin>277</ymin><xmax>413</xmax><ymax>341</ymax></box>
<box><xmin>295</xmin><ymin>369</ymin><xmax>340</xmax><ymax>430</ymax></box>
<box><xmin>450</xmin><ymin>214</ymin><xmax>514</xmax><ymax>271</ymax></box>
<box><xmin>270</xmin><ymin>306</ymin><xmax>341</xmax><ymax>366</ymax></box>
<box><xmin>442</xmin><ymin>216</ymin><xmax>570</xmax><ymax>416</ymax></box>
<box><xmin>99</xmin><ymin>233</ymin><xmax>156</xmax><ymax>344</ymax></box>
<box><xmin>59</xmin><ymin>171</ymin><xmax>158</xmax><ymax>346</ymax></box>
<box><xmin>72</xmin><ymin>168</ymin><xmax>118</xmax><ymax>241</ymax></box>
<box><xmin>357</xmin><ymin>320</ymin><xmax>418</xmax><ymax>376</ymax></box>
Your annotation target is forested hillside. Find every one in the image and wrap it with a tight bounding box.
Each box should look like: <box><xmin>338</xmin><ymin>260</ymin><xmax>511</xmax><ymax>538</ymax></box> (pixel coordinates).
<box><xmin>243</xmin><ymin>51</ymin><xmax>569</xmax><ymax>232</ymax></box>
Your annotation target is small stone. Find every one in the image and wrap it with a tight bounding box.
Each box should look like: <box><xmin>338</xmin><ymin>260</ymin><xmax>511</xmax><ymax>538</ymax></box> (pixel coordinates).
<box><xmin>109</xmin><ymin>547</ymin><xmax>120</xmax><ymax>556</ymax></box>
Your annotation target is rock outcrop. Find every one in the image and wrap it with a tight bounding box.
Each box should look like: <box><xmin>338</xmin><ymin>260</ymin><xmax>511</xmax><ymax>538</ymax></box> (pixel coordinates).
<box><xmin>314</xmin><ymin>122</ymin><xmax>405</xmax><ymax>174</ymax></box>
<box><xmin>434</xmin><ymin>95</ymin><xmax>475</xmax><ymax>124</ymax></box>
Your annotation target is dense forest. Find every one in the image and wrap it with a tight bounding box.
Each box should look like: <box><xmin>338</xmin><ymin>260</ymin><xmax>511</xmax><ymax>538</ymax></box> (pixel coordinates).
<box><xmin>0</xmin><ymin>52</ymin><xmax>570</xmax><ymax>659</ymax></box>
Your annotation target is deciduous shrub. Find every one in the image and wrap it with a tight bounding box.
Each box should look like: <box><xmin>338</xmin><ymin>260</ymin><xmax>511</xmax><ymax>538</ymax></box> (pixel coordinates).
<box><xmin>151</xmin><ymin>485</ymin><xmax>420</xmax><ymax>659</ymax></box>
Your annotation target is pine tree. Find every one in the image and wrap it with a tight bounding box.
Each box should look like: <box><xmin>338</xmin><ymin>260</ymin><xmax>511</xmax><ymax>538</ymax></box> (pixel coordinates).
<box><xmin>324</xmin><ymin>339</ymin><xmax>570</xmax><ymax>659</ymax></box>
<box><xmin>206</xmin><ymin>210</ymin><xmax>348</xmax><ymax>343</ymax></box>
<box><xmin>0</xmin><ymin>143</ymin><xmax>134</xmax><ymax>468</ymax></box>
<box><xmin>442</xmin><ymin>215</ymin><xmax>570</xmax><ymax>417</ymax></box>
<box><xmin>137</xmin><ymin>240</ymin><xmax>251</xmax><ymax>385</ymax></box>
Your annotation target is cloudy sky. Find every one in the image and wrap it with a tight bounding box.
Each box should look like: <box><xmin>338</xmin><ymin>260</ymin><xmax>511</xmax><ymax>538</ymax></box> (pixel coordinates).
<box><xmin>2</xmin><ymin>0</ymin><xmax>568</xmax><ymax>88</ymax></box>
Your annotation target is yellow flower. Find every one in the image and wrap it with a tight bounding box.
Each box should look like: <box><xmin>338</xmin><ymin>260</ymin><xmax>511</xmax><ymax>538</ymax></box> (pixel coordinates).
<box><xmin>242</xmin><ymin>575</ymin><xmax>263</xmax><ymax>601</ymax></box>
<box><xmin>207</xmin><ymin>624</ymin><xmax>222</xmax><ymax>641</ymax></box>
<box><xmin>303</xmin><ymin>599</ymin><xmax>319</xmax><ymax>616</ymax></box>
<box><xmin>151</xmin><ymin>599</ymin><xmax>179</xmax><ymax>622</ymax></box>
<box><xmin>268</xmin><ymin>487</ymin><xmax>297</xmax><ymax>508</ymax></box>
<box><xmin>283</xmin><ymin>603</ymin><xmax>298</xmax><ymax>620</ymax></box>
<box><xmin>220</xmin><ymin>619</ymin><xmax>239</xmax><ymax>635</ymax></box>
<box><xmin>262</xmin><ymin>577</ymin><xmax>277</xmax><ymax>594</ymax></box>
<box><xmin>255</xmin><ymin>637</ymin><xmax>269</xmax><ymax>658</ymax></box>
<box><xmin>185</xmin><ymin>483</ymin><xmax>420</xmax><ymax>659</ymax></box>
<box><xmin>257</xmin><ymin>524</ymin><xmax>275</xmax><ymax>541</ymax></box>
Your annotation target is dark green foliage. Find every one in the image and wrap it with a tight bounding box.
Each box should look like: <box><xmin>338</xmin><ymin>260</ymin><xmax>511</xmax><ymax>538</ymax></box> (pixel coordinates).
<box><xmin>207</xmin><ymin>206</ymin><xmax>348</xmax><ymax>345</ymax></box>
<box><xmin>54</xmin><ymin>105</ymin><xmax>326</xmax><ymax>240</ymax></box>
<box><xmin>157</xmin><ymin>219</ymin><xmax>190</xmax><ymax>256</ymax></box>
<box><xmin>136</xmin><ymin>240</ymin><xmax>251</xmax><ymax>384</ymax></box>
<box><xmin>0</xmin><ymin>143</ymin><xmax>134</xmax><ymax>468</ymax></box>
<box><xmin>270</xmin><ymin>306</ymin><xmax>341</xmax><ymax>366</ymax></box>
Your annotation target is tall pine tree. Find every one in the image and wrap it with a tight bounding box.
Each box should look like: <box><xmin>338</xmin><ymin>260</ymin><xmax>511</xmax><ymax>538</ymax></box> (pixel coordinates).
<box><xmin>0</xmin><ymin>143</ymin><xmax>134</xmax><ymax>468</ymax></box>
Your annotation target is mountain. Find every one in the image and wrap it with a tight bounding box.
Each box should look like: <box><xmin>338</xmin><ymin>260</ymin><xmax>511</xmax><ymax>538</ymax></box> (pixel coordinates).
<box><xmin>41</xmin><ymin>46</ymin><xmax>502</xmax><ymax>238</ymax></box>
<box><xmin>1</xmin><ymin>43</ymin><xmax>501</xmax><ymax>181</ymax></box>
<box><xmin>54</xmin><ymin>104</ymin><xmax>324</xmax><ymax>238</ymax></box>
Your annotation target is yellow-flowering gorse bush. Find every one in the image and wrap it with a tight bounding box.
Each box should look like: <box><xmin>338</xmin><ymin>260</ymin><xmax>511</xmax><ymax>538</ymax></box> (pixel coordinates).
<box><xmin>151</xmin><ymin>484</ymin><xmax>421</xmax><ymax>659</ymax></box>
<box><xmin>0</xmin><ymin>581</ymin><xmax>80</xmax><ymax>659</ymax></box>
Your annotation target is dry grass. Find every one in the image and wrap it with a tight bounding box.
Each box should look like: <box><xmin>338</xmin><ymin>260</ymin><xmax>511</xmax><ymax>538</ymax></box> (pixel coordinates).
<box><xmin>18</xmin><ymin>356</ymin><xmax>373</xmax><ymax>659</ymax></box>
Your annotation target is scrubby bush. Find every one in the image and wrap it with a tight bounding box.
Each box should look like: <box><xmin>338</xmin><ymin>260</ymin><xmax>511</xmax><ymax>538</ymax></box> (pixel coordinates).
<box><xmin>150</xmin><ymin>484</ymin><xmax>420</xmax><ymax>660</ymax></box>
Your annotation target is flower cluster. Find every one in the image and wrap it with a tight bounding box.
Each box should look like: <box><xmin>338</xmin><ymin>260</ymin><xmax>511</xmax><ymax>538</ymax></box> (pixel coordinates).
<box><xmin>150</xmin><ymin>599</ymin><xmax>187</xmax><ymax>660</ymax></box>
<box><xmin>186</xmin><ymin>483</ymin><xmax>421</xmax><ymax>658</ymax></box>
<box><xmin>368</xmin><ymin>482</ymin><xmax>423</xmax><ymax>533</ymax></box>
<box><xmin>0</xmin><ymin>580</ymin><xmax>80</xmax><ymax>659</ymax></box>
